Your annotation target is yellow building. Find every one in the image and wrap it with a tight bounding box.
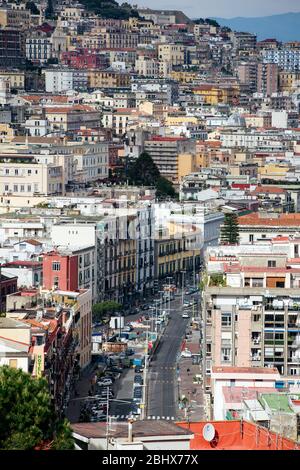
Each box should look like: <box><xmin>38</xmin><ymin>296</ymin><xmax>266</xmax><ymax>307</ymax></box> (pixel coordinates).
<box><xmin>258</xmin><ymin>163</ymin><xmax>290</xmax><ymax>181</ymax></box>
<box><xmin>279</xmin><ymin>71</ymin><xmax>300</xmax><ymax>93</ymax></box>
<box><xmin>88</xmin><ymin>70</ymin><xmax>130</xmax><ymax>89</ymax></box>
<box><xmin>0</xmin><ymin>124</ymin><xmax>15</xmax><ymax>143</ymax></box>
<box><xmin>165</xmin><ymin>114</ymin><xmax>199</xmax><ymax>127</ymax></box>
<box><xmin>177</xmin><ymin>153</ymin><xmax>198</xmax><ymax>181</ymax></box>
<box><xmin>193</xmin><ymin>85</ymin><xmax>239</xmax><ymax>105</ymax></box>
<box><xmin>155</xmin><ymin>224</ymin><xmax>201</xmax><ymax>280</ymax></box>
<box><xmin>171</xmin><ymin>71</ymin><xmax>198</xmax><ymax>83</ymax></box>
<box><xmin>158</xmin><ymin>44</ymin><xmax>185</xmax><ymax>66</ymax></box>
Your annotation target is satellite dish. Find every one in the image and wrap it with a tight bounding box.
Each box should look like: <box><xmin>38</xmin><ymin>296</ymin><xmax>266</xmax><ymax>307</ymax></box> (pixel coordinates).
<box><xmin>203</xmin><ymin>423</ymin><xmax>216</xmax><ymax>442</ymax></box>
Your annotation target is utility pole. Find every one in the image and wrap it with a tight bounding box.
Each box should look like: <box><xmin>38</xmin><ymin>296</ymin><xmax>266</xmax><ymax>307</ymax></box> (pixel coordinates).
<box><xmin>141</xmin><ymin>324</ymin><xmax>149</xmax><ymax>420</ymax></box>
<box><xmin>167</xmin><ymin>276</ymin><xmax>172</xmax><ymax>318</ymax></box>
<box><xmin>181</xmin><ymin>270</ymin><xmax>186</xmax><ymax>307</ymax></box>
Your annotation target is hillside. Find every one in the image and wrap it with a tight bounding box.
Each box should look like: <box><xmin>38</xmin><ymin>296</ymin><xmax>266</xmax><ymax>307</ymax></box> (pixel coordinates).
<box><xmin>80</xmin><ymin>0</ymin><xmax>139</xmax><ymax>20</ymax></box>
<box><xmin>211</xmin><ymin>12</ymin><xmax>300</xmax><ymax>42</ymax></box>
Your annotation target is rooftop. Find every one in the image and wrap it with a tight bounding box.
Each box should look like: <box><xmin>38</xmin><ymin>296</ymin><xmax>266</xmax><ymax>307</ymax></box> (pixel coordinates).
<box><xmin>72</xmin><ymin>420</ymin><xmax>193</xmax><ymax>439</ymax></box>
<box><xmin>260</xmin><ymin>393</ymin><xmax>293</xmax><ymax>414</ymax></box>
<box><xmin>239</xmin><ymin>213</ymin><xmax>300</xmax><ymax>226</ymax></box>
<box><xmin>212</xmin><ymin>366</ymin><xmax>279</xmax><ymax>375</ymax></box>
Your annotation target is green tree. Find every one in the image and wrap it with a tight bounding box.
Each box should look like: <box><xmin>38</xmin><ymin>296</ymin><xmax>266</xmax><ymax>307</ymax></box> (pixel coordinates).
<box><xmin>92</xmin><ymin>301</ymin><xmax>122</xmax><ymax>322</ymax></box>
<box><xmin>0</xmin><ymin>366</ymin><xmax>74</xmax><ymax>450</ymax></box>
<box><xmin>127</xmin><ymin>152</ymin><xmax>177</xmax><ymax>198</ymax></box>
<box><xmin>26</xmin><ymin>1</ymin><xmax>40</xmax><ymax>14</ymax></box>
<box><xmin>156</xmin><ymin>176</ymin><xmax>177</xmax><ymax>199</ymax></box>
<box><xmin>128</xmin><ymin>151</ymin><xmax>160</xmax><ymax>186</ymax></box>
<box><xmin>220</xmin><ymin>213</ymin><xmax>240</xmax><ymax>245</ymax></box>
<box><xmin>209</xmin><ymin>273</ymin><xmax>226</xmax><ymax>287</ymax></box>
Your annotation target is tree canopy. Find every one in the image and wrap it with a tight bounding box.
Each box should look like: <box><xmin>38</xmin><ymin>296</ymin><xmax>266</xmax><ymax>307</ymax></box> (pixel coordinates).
<box><xmin>128</xmin><ymin>151</ymin><xmax>160</xmax><ymax>186</ymax></box>
<box><xmin>127</xmin><ymin>151</ymin><xmax>177</xmax><ymax>199</ymax></box>
<box><xmin>220</xmin><ymin>212</ymin><xmax>240</xmax><ymax>245</ymax></box>
<box><xmin>80</xmin><ymin>0</ymin><xmax>139</xmax><ymax>19</ymax></box>
<box><xmin>26</xmin><ymin>1</ymin><xmax>40</xmax><ymax>15</ymax></box>
<box><xmin>0</xmin><ymin>366</ymin><xmax>74</xmax><ymax>450</ymax></box>
<box><xmin>92</xmin><ymin>300</ymin><xmax>122</xmax><ymax>322</ymax></box>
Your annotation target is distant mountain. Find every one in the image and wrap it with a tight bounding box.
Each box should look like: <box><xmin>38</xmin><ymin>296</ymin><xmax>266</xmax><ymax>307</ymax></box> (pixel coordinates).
<box><xmin>210</xmin><ymin>12</ymin><xmax>300</xmax><ymax>42</ymax></box>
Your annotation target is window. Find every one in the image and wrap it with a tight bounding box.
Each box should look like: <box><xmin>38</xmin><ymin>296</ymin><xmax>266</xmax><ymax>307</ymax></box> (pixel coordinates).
<box><xmin>252</xmin><ymin>278</ymin><xmax>263</xmax><ymax>287</ymax></box>
<box><xmin>52</xmin><ymin>262</ymin><xmax>61</xmax><ymax>271</ymax></box>
<box><xmin>9</xmin><ymin>359</ymin><xmax>17</xmax><ymax>368</ymax></box>
<box><xmin>221</xmin><ymin>312</ymin><xmax>232</xmax><ymax>327</ymax></box>
<box><xmin>249</xmin><ymin>234</ymin><xmax>254</xmax><ymax>243</ymax></box>
<box><xmin>268</xmin><ymin>260</ymin><xmax>276</xmax><ymax>268</ymax></box>
<box><xmin>221</xmin><ymin>348</ymin><xmax>231</xmax><ymax>362</ymax></box>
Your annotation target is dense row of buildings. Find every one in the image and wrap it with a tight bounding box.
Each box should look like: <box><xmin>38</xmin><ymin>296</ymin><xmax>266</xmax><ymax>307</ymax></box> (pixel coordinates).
<box><xmin>0</xmin><ymin>1</ymin><xmax>299</xmax><ymax>442</ymax></box>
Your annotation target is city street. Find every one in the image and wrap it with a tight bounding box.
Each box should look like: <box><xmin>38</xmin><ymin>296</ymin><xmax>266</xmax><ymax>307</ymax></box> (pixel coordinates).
<box><xmin>147</xmin><ymin>292</ymin><xmax>195</xmax><ymax>419</ymax></box>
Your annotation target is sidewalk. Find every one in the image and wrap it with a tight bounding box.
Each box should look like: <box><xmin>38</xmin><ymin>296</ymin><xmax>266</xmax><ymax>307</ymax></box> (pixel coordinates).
<box><xmin>66</xmin><ymin>362</ymin><xmax>102</xmax><ymax>423</ymax></box>
<box><xmin>177</xmin><ymin>329</ymin><xmax>206</xmax><ymax>422</ymax></box>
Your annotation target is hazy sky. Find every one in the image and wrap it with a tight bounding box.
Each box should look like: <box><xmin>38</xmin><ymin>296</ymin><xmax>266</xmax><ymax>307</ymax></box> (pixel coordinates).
<box><xmin>128</xmin><ymin>0</ymin><xmax>300</xmax><ymax>18</ymax></box>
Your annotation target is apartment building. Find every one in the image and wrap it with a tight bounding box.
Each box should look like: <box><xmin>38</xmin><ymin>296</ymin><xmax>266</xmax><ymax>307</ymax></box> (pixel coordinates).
<box><xmin>0</xmin><ymin>70</ymin><xmax>25</xmax><ymax>90</ymax></box>
<box><xmin>144</xmin><ymin>136</ymin><xmax>196</xmax><ymax>182</ymax></box>
<box><xmin>87</xmin><ymin>69</ymin><xmax>130</xmax><ymax>89</ymax></box>
<box><xmin>26</xmin><ymin>31</ymin><xmax>53</xmax><ymax>64</ymax></box>
<box><xmin>202</xmin><ymin>240</ymin><xmax>300</xmax><ymax>391</ymax></box>
<box><xmin>44</xmin><ymin>105</ymin><xmax>101</xmax><ymax>133</ymax></box>
<box><xmin>0</xmin><ymin>154</ymin><xmax>63</xmax><ymax>196</ymax></box>
<box><xmin>238</xmin><ymin>212</ymin><xmax>300</xmax><ymax>244</ymax></box>
<box><xmin>158</xmin><ymin>44</ymin><xmax>185</xmax><ymax>66</ymax></box>
<box><xmin>44</xmin><ymin>69</ymin><xmax>88</xmax><ymax>92</ymax></box>
<box><xmin>43</xmin><ymin>245</ymin><xmax>97</xmax><ymax>303</ymax></box>
<box><xmin>262</xmin><ymin>48</ymin><xmax>300</xmax><ymax>71</ymax></box>
<box><xmin>0</xmin><ymin>29</ymin><xmax>26</xmax><ymax>67</ymax></box>
<box><xmin>257</xmin><ymin>63</ymin><xmax>279</xmax><ymax>96</ymax></box>
<box><xmin>0</xmin><ymin>3</ymin><xmax>31</xmax><ymax>29</ymax></box>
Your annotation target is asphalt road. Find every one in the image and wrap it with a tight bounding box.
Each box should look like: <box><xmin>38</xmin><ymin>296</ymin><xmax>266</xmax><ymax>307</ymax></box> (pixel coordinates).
<box><xmin>147</xmin><ymin>294</ymin><xmax>191</xmax><ymax>419</ymax></box>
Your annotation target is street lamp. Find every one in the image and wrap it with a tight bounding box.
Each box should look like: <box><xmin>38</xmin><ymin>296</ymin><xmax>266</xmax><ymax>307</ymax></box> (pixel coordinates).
<box><xmin>181</xmin><ymin>270</ymin><xmax>186</xmax><ymax>307</ymax></box>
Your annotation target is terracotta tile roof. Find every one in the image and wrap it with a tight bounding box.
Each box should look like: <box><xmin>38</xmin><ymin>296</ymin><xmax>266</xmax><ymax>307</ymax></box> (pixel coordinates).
<box><xmin>238</xmin><ymin>213</ymin><xmax>300</xmax><ymax>226</ymax></box>
<box><xmin>45</xmin><ymin>105</ymin><xmax>97</xmax><ymax>113</ymax></box>
<box><xmin>252</xmin><ymin>186</ymin><xmax>286</xmax><ymax>194</ymax></box>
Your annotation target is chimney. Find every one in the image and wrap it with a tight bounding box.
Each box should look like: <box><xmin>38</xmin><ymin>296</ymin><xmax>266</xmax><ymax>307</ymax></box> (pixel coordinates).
<box><xmin>128</xmin><ymin>420</ymin><xmax>133</xmax><ymax>443</ymax></box>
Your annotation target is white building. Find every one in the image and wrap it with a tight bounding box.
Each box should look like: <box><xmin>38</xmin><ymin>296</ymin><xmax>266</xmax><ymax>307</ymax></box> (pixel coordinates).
<box><xmin>44</xmin><ymin>69</ymin><xmax>88</xmax><ymax>93</ymax></box>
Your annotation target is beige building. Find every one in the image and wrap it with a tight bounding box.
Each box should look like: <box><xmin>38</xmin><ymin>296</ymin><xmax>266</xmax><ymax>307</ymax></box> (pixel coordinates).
<box><xmin>0</xmin><ymin>2</ymin><xmax>31</xmax><ymax>29</ymax></box>
<box><xmin>45</xmin><ymin>105</ymin><xmax>101</xmax><ymax>132</ymax></box>
<box><xmin>52</xmin><ymin>289</ymin><xmax>92</xmax><ymax>369</ymax></box>
<box><xmin>0</xmin><ymin>155</ymin><xmax>63</xmax><ymax>196</ymax></box>
<box><xmin>279</xmin><ymin>71</ymin><xmax>300</xmax><ymax>92</ymax></box>
<box><xmin>0</xmin><ymin>317</ymin><xmax>31</xmax><ymax>372</ymax></box>
<box><xmin>158</xmin><ymin>44</ymin><xmax>185</xmax><ymax>66</ymax></box>
<box><xmin>0</xmin><ymin>70</ymin><xmax>25</xmax><ymax>90</ymax></box>
<box><xmin>88</xmin><ymin>69</ymin><xmax>130</xmax><ymax>89</ymax></box>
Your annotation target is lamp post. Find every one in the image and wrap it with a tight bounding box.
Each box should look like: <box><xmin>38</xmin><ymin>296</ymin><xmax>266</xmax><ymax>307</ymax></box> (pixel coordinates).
<box><xmin>181</xmin><ymin>270</ymin><xmax>186</xmax><ymax>308</ymax></box>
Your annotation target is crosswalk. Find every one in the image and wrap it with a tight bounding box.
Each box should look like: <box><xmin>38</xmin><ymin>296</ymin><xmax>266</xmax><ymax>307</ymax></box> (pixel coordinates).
<box><xmin>109</xmin><ymin>415</ymin><xmax>176</xmax><ymax>421</ymax></box>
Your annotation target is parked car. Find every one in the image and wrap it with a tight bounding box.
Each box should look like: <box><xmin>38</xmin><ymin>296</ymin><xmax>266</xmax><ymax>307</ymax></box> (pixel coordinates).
<box><xmin>134</xmin><ymin>367</ymin><xmax>144</xmax><ymax>373</ymax></box>
<box><xmin>123</xmin><ymin>325</ymin><xmax>133</xmax><ymax>332</ymax></box>
<box><xmin>97</xmin><ymin>378</ymin><xmax>113</xmax><ymax>386</ymax></box>
<box><xmin>181</xmin><ymin>349</ymin><xmax>192</xmax><ymax>358</ymax></box>
<box><xmin>182</xmin><ymin>313</ymin><xmax>190</xmax><ymax>318</ymax></box>
<box><xmin>109</xmin><ymin>367</ymin><xmax>123</xmax><ymax>374</ymax></box>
